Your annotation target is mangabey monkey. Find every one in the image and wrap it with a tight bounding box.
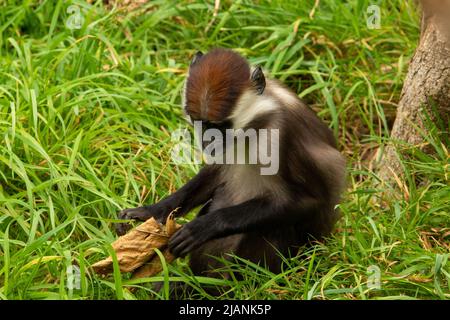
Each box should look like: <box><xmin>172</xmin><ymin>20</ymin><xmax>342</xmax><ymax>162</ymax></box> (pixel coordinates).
<box><xmin>116</xmin><ymin>48</ymin><xmax>346</xmax><ymax>278</ymax></box>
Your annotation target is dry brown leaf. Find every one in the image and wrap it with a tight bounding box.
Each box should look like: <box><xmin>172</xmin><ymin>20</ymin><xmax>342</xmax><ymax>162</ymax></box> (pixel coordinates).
<box><xmin>132</xmin><ymin>249</ymin><xmax>176</xmax><ymax>279</ymax></box>
<box><xmin>92</xmin><ymin>213</ymin><xmax>181</xmax><ymax>276</ymax></box>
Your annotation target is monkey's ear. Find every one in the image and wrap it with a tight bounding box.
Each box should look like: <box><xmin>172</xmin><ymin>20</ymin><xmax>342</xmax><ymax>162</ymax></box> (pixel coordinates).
<box><xmin>190</xmin><ymin>51</ymin><xmax>204</xmax><ymax>66</ymax></box>
<box><xmin>251</xmin><ymin>66</ymin><xmax>265</xmax><ymax>95</ymax></box>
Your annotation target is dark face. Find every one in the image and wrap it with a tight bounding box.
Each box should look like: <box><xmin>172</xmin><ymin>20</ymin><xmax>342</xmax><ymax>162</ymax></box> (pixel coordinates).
<box><xmin>189</xmin><ymin>116</ymin><xmax>233</xmax><ymax>151</ymax></box>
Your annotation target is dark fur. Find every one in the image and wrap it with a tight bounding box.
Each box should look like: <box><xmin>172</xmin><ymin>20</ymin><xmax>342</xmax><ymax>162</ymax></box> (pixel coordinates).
<box><xmin>117</xmin><ymin>49</ymin><xmax>346</xmax><ymax>284</ymax></box>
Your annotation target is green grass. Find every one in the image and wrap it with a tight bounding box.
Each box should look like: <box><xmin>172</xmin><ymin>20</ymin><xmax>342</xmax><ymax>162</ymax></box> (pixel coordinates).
<box><xmin>0</xmin><ymin>0</ymin><xmax>448</xmax><ymax>300</ymax></box>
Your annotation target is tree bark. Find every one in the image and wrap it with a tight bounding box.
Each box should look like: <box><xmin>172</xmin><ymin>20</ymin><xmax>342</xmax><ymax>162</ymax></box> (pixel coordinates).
<box><xmin>377</xmin><ymin>0</ymin><xmax>450</xmax><ymax>182</ymax></box>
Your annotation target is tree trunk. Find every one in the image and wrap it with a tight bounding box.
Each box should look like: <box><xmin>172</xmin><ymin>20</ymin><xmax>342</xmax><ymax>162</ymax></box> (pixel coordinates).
<box><xmin>377</xmin><ymin>0</ymin><xmax>450</xmax><ymax>182</ymax></box>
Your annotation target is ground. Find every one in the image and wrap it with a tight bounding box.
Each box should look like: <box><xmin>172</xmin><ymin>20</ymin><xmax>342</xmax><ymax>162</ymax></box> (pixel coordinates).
<box><xmin>0</xmin><ymin>0</ymin><xmax>448</xmax><ymax>299</ymax></box>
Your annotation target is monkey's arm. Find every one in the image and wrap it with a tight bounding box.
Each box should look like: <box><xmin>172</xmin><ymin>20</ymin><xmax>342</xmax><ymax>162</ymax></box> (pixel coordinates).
<box><xmin>169</xmin><ymin>194</ymin><xmax>322</xmax><ymax>257</ymax></box>
<box><xmin>115</xmin><ymin>166</ymin><xmax>220</xmax><ymax>235</ymax></box>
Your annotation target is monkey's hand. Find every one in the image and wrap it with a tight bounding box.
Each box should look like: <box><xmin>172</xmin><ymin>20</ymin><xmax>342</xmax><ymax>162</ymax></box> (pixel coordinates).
<box><xmin>168</xmin><ymin>216</ymin><xmax>218</xmax><ymax>257</ymax></box>
<box><xmin>115</xmin><ymin>205</ymin><xmax>169</xmax><ymax>236</ymax></box>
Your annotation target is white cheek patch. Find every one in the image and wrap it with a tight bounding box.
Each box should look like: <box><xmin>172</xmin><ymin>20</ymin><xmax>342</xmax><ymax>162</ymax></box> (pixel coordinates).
<box><xmin>264</xmin><ymin>79</ymin><xmax>301</xmax><ymax>108</ymax></box>
<box><xmin>181</xmin><ymin>80</ymin><xmax>187</xmax><ymax>109</ymax></box>
<box><xmin>269</xmin><ymin>82</ymin><xmax>300</xmax><ymax>107</ymax></box>
<box><xmin>228</xmin><ymin>90</ymin><xmax>280</xmax><ymax>128</ymax></box>
<box><xmin>181</xmin><ymin>80</ymin><xmax>193</xmax><ymax>124</ymax></box>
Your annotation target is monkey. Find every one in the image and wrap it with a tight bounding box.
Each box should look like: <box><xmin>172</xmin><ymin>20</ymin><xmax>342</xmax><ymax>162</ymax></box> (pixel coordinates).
<box><xmin>116</xmin><ymin>48</ymin><xmax>346</xmax><ymax>280</ymax></box>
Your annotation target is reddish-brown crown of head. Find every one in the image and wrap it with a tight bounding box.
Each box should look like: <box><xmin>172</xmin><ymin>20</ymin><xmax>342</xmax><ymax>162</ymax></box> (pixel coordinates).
<box><xmin>185</xmin><ymin>48</ymin><xmax>251</xmax><ymax>122</ymax></box>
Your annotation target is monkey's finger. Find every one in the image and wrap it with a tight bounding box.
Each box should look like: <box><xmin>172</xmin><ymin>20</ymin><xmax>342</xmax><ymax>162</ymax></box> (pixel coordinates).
<box><xmin>169</xmin><ymin>226</ymin><xmax>191</xmax><ymax>245</ymax></box>
<box><xmin>170</xmin><ymin>233</ymin><xmax>206</xmax><ymax>257</ymax></box>
<box><xmin>169</xmin><ymin>240</ymin><xmax>189</xmax><ymax>257</ymax></box>
<box><xmin>176</xmin><ymin>240</ymin><xmax>201</xmax><ymax>257</ymax></box>
<box><xmin>168</xmin><ymin>229</ymin><xmax>192</xmax><ymax>257</ymax></box>
<box><xmin>115</xmin><ymin>222</ymin><xmax>131</xmax><ymax>236</ymax></box>
<box><xmin>119</xmin><ymin>207</ymin><xmax>152</xmax><ymax>221</ymax></box>
<box><xmin>168</xmin><ymin>229</ymin><xmax>182</xmax><ymax>247</ymax></box>
<box><xmin>168</xmin><ymin>235</ymin><xmax>186</xmax><ymax>255</ymax></box>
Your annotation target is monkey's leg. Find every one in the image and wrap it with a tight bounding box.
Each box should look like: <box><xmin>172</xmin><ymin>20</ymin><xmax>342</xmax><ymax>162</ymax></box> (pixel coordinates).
<box><xmin>169</xmin><ymin>195</ymin><xmax>322</xmax><ymax>257</ymax></box>
<box><xmin>188</xmin><ymin>230</ymin><xmax>299</xmax><ymax>292</ymax></box>
<box><xmin>115</xmin><ymin>166</ymin><xmax>220</xmax><ymax>235</ymax></box>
